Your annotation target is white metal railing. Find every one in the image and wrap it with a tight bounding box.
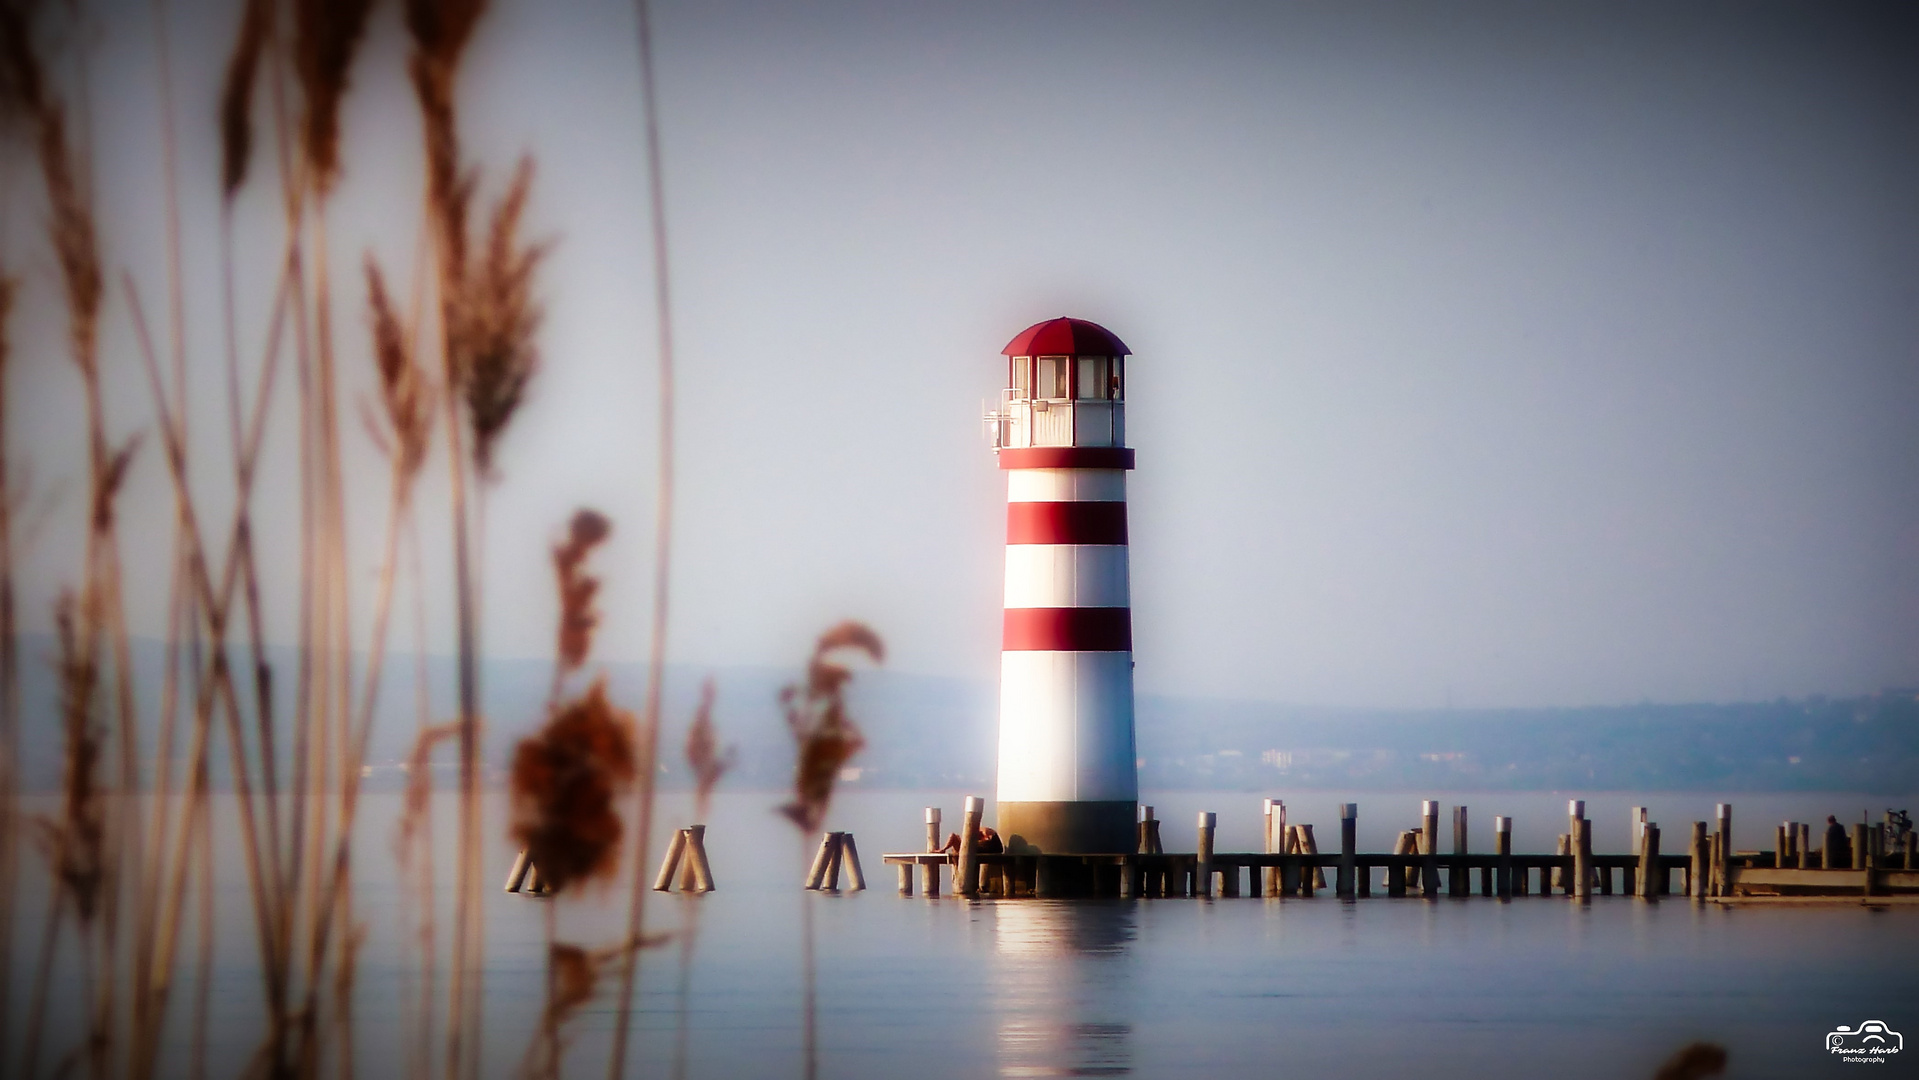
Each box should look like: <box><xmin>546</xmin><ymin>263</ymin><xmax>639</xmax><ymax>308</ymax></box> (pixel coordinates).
<box><xmin>983</xmin><ymin>390</ymin><xmax>1125</xmax><ymax>450</ymax></box>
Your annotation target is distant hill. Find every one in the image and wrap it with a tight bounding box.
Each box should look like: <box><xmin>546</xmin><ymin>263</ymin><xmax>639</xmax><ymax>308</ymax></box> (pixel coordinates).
<box><xmin>10</xmin><ymin>636</ymin><xmax>1916</xmax><ymax>794</ymax></box>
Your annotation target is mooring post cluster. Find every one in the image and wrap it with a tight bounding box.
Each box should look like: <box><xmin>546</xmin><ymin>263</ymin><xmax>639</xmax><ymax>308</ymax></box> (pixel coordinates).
<box><xmin>804</xmin><ymin>831</ymin><xmax>866</xmax><ymax>893</ymax></box>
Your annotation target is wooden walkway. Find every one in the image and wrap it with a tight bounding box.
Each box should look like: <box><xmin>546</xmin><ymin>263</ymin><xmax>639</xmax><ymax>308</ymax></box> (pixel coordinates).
<box><xmin>882</xmin><ymin>800</ymin><xmax>1918</xmax><ymax>901</ymax></box>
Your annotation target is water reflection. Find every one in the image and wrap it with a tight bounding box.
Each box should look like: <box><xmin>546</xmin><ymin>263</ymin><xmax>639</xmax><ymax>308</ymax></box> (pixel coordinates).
<box><xmin>992</xmin><ymin>902</ymin><xmax>1136</xmax><ymax>1077</ymax></box>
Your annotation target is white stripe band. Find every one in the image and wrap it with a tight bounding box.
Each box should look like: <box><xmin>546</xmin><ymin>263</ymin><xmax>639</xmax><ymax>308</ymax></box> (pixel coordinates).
<box><xmin>1007</xmin><ymin>468</ymin><xmax>1126</xmax><ymax>503</ymax></box>
<box><xmin>1003</xmin><ymin>544</ymin><xmax>1130</xmax><ymax>609</ymax></box>
<box><xmin>996</xmin><ymin>650</ymin><xmax>1138</xmax><ymax>803</ymax></box>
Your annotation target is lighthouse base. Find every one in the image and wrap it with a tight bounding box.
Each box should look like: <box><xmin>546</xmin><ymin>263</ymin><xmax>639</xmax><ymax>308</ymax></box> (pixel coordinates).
<box><xmin>998</xmin><ymin>800</ymin><xmax>1137</xmax><ymax>855</ymax></box>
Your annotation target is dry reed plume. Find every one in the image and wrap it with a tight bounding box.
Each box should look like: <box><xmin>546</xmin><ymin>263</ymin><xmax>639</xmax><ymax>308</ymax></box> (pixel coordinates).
<box><xmin>781</xmin><ymin>621</ymin><xmax>884</xmax><ymax>833</ymax></box>
<box><xmin>684</xmin><ymin>679</ymin><xmax>731</xmax><ymax>820</ymax></box>
<box><xmin>0</xmin><ymin>1</ymin><xmax>618</xmax><ymax>1076</ymax></box>
<box><xmin>510</xmin><ymin>679</ymin><xmax>637</xmax><ymax>893</ymax></box>
<box><xmin>511</xmin><ymin>509</ymin><xmax>667</xmax><ymax>1080</ymax></box>
<box><xmin>780</xmin><ymin>620</ymin><xmax>883</xmax><ymax>1080</ymax></box>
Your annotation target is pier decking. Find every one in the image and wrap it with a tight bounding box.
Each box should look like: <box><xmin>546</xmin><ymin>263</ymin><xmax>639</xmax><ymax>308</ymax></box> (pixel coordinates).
<box><xmin>882</xmin><ymin>800</ymin><xmax>1919</xmax><ymax>901</ymax></box>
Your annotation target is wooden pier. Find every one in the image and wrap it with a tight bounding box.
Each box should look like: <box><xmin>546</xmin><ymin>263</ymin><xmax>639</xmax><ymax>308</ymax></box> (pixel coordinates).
<box><xmin>882</xmin><ymin>801</ymin><xmax>1919</xmax><ymax>901</ymax></box>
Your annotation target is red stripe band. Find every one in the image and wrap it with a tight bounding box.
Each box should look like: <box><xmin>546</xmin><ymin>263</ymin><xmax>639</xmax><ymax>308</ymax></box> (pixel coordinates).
<box><xmin>998</xmin><ymin>447</ymin><xmax>1136</xmax><ymax>471</ymax></box>
<box><xmin>1007</xmin><ymin>501</ymin><xmax>1128</xmax><ymax>545</ymax></box>
<box><xmin>1003</xmin><ymin>607</ymin><xmax>1133</xmax><ymax>652</ymax></box>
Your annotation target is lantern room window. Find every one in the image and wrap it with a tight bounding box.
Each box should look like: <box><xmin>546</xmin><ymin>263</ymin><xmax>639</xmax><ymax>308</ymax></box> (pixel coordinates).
<box><xmin>1037</xmin><ymin>356</ymin><xmax>1069</xmax><ymax>400</ymax></box>
<box><xmin>1011</xmin><ymin>356</ymin><xmax>1032</xmax><ymax>398</ymax></box>
<box><xmin>1076</xmin><ymin>356</ymin><xmax>1113</xmax><ymax>400</ymax></box>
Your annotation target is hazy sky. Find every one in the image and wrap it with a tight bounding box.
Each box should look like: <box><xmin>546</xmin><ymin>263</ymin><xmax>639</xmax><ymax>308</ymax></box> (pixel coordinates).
<box><xmin>4</xmin><ymin>0</ymin><xmax>1916</xmax><ymax>709</ymax></box>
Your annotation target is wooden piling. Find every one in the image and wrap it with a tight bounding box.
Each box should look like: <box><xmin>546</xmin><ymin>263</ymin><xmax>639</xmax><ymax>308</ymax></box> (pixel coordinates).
<box><xmin>1197</xmin><ymin>811</ymin><xmax>1217</xmax><ymax>898</ymax></box>
<box><xmin>1494</xmin><ymin>816</ymin><xmax>1512</xmax><ymax>899</ymax></box>
<box><xmin>921</xmin><ymin>858</ymin><xmax>942</xmax><ymax>897</ymax></box>
<box><xmin>1339</xmin><ymin>804</ymin><xmax>1358</xmax><ymax>899</ymax></box>
<box><xmin>1421</xmin><ymin>801</ymin><xmax>1441</xmax><ymax>896</ymax></box>
<box><xmin>840</xmin><ymin>833</ymin><xmax>867</xmax><ymax>892</ymax></box>
<box><xmin>957</xmin><ymin>796</ymin><xmax>983</xmax><ymax>898</ymax></box>
<box><xmin>656</xmin><ymin>829</ymin><xmax>691</xmax><ymax>892</ymax></box>
<box><xmin>1798</xmin><ymin>822</ymin><xmax>1812</xmax><ymax>870</ymax></box>
<box><xmin>1553</xmin><ymin>834</ymin><xmax>1570</xmax><ymax>894</ymax></box>
<box><xmin>1575</xmin><ymin>818</ymin><xmax>1593</xmax><ymax>900</ymax></box>
<box><xmin>926</xmin><ymin>807</ymin><xmax>942</xmax><ymax>854</ymax></box>
<box><xmin>805</xmin><ymin>832</ymin><xmax>834</xmax><ymax>890</ymax></box>
<box><xmin>1714</xmin><ymin>803</ymin><xmax>1732</xmax><ymax>896</ymax></box>
<box><xmin>1294</xmin><ymin>824</ymin><xmax>1319</xmax><ymax>895</ymax></box>
<box><xmin>1449</xmin><ymin>806</ymin><xmax>1469</xmax><ymax>897</ymax></box>
<box><xmin>824</xmin><ymin>832</ymin><xmax>848</xmax><ymax>890</ymax></box>
<box><xmin>1387</xmin><ymin>831</ymin><xmax>1410</xmax><ymax>897</ymax></box>
<box><xmin>1686</xmin><ymin>821</ymin><xmax>1706</xmax><ymax>898</ymax></box>
<box><xmin>1631</xmin><ymin>806</ymin><xmax>1647</xmax><ymax>855</ymax></box>
<box><xmin>1853</xmin><ymin>823</ymin><xmax>1872</xmax><ymax>896</ymax></box>
<box><xmin>505</xmin><ymin>849</ymin><xmax>533</xmax><ymax>894</ymax></box>
<box><xmin>1261</xmin><ymin>799</ymin><xmax>1276</xmax><ymax>896</ymax></box>
<box><xmin>1637</xmin><ymin>823</ymin><xmax>1661</xmax><ymax>898</ymax></box>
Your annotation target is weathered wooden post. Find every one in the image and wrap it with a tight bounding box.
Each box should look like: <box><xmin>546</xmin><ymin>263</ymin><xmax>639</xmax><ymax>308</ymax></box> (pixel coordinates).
<box><xmin>1338</xmin><ymin>803</ymin><xmax>1358</xmax><ymax>899</ymax></box>
<box><xmin>1298</xmin><ymin>824</ymin><xmax>1323</xmax><ymax>895</ymax></box>
<box><xmin>926</xmin><ymin>807</ymin><xmax>942</xmax><ymax>854</ymax></box>
<box><xmin>840</xmin><ymin>832</ymin><xmax>866</xmax><ymax>892</ymax></box>
<box><xmin>1386</xmin><ymin>831</ymin><xmax>1410</xmax><ymax>898</ymax></box>
<box><xmin>505</xmin><ymin>850</ymin><xmax>534</xmax><ymax>893</ymax></box>
<box><xmin>653</xmin><ymin>829</ymin><xmax>691</xmax><ymax>892</ymax></box>
<box><xmin>1853</xmin><ymin>822</ymin><xmax>1874</xmax><ymax>896</ymax></box>
<box><xmin>1494</xmin><ymin>816</ymin><xmax>1512</xmax><ymax>899</ymax></box>
<box><xmin>1260</xmin><ymin>799</ymin><xmax>1276</xmax><ymax>896</ymax></box>
<box><xmin>1420</xmin><ymin>800</ymin><xmax>1441</xmax><ymax>896</ymax></box>
<box><xmin>957</xmin><ymin>795</ymin><xmax>983</xmax><ymax>898</ymax></box>
<box><xmin>1196</xmin><ymin>811</ymin><xmax>1217</xmax><ymax>898</ymax></box>
<box><xmin>1798</xmin><ymin>822</ymin><xmax>1813</xmax><ymax>870</ymax></box>
<box><xmin>1631</xmin><ymin>806</ymin><xmax>1647</xmax><ymax>856</ymax></box>
<box><xmin>823</xmin><ymin>832</ymin><xmax>847</xmax><ymax>891</ymax></box>
<box><xmin>1553</xmin><ymin>834</ymin><xmax>1570</xmax><ymax>895</ymax></box>
<box><xmin>805</xmin><ymin>832</ymin><xmax>835</xmax><ymax>890</ymax></box>
<box><xmin>1637</xmin><ymin>823</ymin><xmax>1661</xmax><ymax>898</ymax></box>
<box><xmin>1689</xmin><ymin>822</ymin><xmax>1708</xmax><ymax>899</ymax></box>
<box><xmin>1574</xmin><ymin>817</ymin><xmax>1593</xmax><ymax>901</ymax></box>
<box><xmin>1713</xmin><ymin>803</ymin><xmax>1731</xmax><ymax>896</ymax></box>
<box><xmin>678</xmin><ymin>824</ymin><xmax>715</xmax><ymax>892</ymax></box>
<box><xmin>1449</xmin><ymin>806</ymin><xmax>1469</xmax><ymax>897</ymax></box>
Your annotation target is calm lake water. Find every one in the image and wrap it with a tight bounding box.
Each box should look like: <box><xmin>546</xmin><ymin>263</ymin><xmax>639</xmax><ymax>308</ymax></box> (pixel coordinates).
<box><xmin>12</xmin><ymin>789</ymin><xmax>1917</xmax><ymax>1078</ymax></box>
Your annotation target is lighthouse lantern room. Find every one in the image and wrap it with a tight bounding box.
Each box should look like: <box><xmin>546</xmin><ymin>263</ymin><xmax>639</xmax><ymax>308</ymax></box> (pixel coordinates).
<box><xmin>985</xmin><ymin>317</ymin><xmax>1139</xmax><ymax>855</ymax></box>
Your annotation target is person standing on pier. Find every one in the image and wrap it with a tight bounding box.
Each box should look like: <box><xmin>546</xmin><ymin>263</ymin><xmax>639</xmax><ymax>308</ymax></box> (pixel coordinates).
<box><xmin>1824</xmin><ymin>815</ymin><xmax>1850</xmax><ymax>869</ymax></box>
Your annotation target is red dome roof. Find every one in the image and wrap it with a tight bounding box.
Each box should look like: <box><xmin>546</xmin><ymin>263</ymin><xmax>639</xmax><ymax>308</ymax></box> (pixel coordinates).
<box><xmin>1002</xmin><ymin>317</ymin><xmax>1130</xmax><ymax>358</ymax></box>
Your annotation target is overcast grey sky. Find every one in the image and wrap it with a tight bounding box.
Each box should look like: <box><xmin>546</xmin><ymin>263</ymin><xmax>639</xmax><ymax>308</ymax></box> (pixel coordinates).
<box><xmin>5</xmin><ymin>0</ymin><xmax>1916</xmax><ymax>709</ymax></box>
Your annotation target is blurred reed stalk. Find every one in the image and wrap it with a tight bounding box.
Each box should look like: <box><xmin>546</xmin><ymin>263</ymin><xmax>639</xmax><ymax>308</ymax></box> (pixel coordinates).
<box><xmin>0</xmin><ymin>263</ymin><xmax>19</xmax><ymax>1074</ymax></box>
<box><xmin>0</xmin><ymin>3</ymin><xmax>148</xmax><ymax>1075</ymax></box>
<box><xmin>672</xmin><ymin>680</ymin><xmax>729</xmax><ymax>1080</ymax></box>
<box><xmin>606</xmin><ymin>0</ymin><xmax>679</xmax><ymax>1071</ymax></box>
<box><xmin>510</xmin><ymin>509</ymin><xmax>658</xmax><ymax>1080</ymax></box>
<box><xmin>0</xmin><ymin>0</ymin><xmax>557</xmax><ymax>1075</ymax></box>
<box><xmin>781</xmin><ymin>621</ymin><xmax>884</xmax><ymax>1080</ymax></box>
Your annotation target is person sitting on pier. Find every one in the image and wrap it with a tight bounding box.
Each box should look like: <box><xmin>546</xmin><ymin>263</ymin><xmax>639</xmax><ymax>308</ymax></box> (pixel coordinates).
<box><xmin>942</xmin><ymin>824</ymin><xmax>1003</xmax><ymax>856</ymax></box>
<box><xmin>1824</xmin><ymin>815</ymin><xmax>1850</xmax><ymax>869</ymax></box>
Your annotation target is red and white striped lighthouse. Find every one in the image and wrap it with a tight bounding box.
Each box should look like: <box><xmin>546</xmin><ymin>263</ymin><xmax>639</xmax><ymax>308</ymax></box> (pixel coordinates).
<box><xmin>986</xmin><ymin>317</ymin><xmax>1137</xmax><ymax>854</ymax></box>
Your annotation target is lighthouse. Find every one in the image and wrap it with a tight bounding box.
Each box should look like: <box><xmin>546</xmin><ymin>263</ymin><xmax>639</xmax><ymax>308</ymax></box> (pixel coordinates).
<box><xmin>986</xmin><ymin>317</ymin><xmax>1137</xmax><ymax>855</ymax></box>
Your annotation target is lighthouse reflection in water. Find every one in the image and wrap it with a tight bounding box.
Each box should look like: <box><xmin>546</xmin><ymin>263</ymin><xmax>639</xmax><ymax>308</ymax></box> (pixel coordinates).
<box><xmin>993</xmin><ymin>902</ymin><xmax>1137</xmax><ymax>1077</ymax></box>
